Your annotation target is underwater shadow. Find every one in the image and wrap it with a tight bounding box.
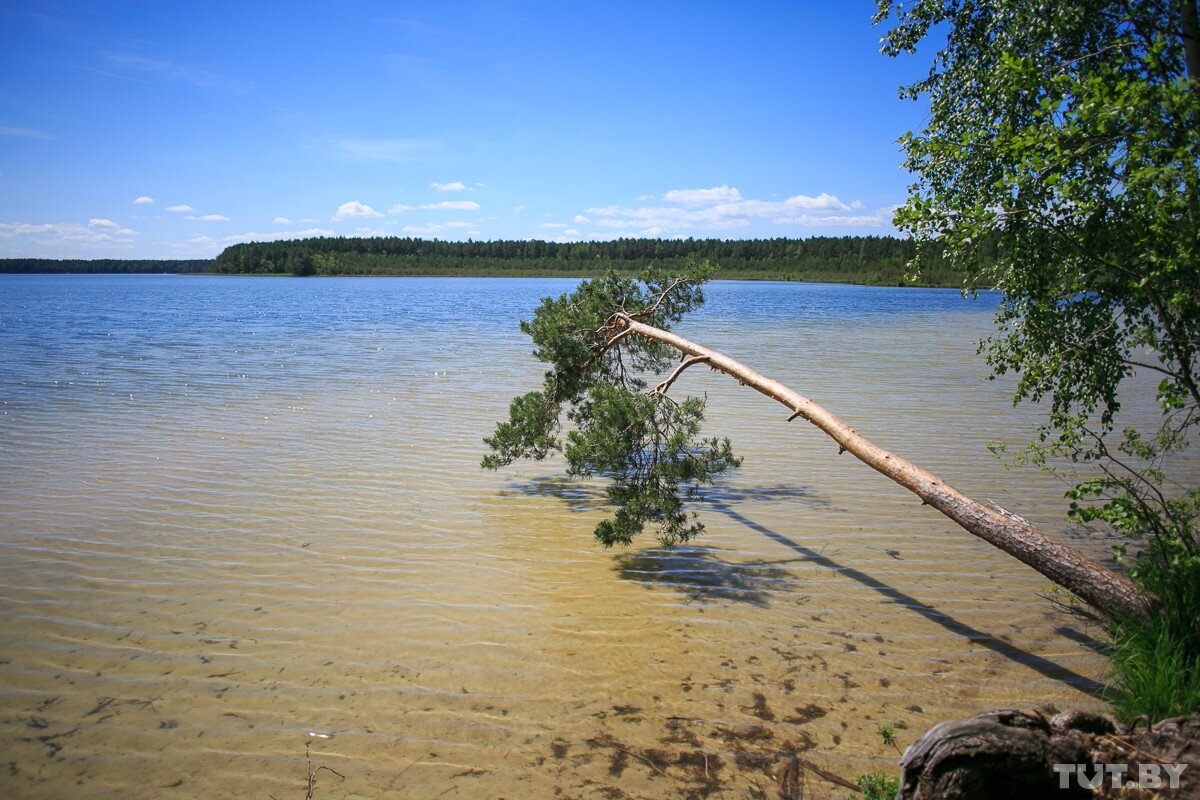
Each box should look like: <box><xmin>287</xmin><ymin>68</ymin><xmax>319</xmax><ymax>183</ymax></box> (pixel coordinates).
<box><xmin>612</xmin><ymin>546</ymin><xmax>808</xmax><ymax>607</ymax></box>
<box><xmin>501</xmin><ymin>476</ymin><xmax>607</xmax><ymax>513</ymax></box>
<box><xmin>505</xmin><ymin>478</ymin><xmax>842</xmax><ymax>514</ymax></box>
<box><xmin>1055</xmin><ymin>625</ymin><xmax>1110</xmax><ymax>657</ymax></box>
<box><xmin>706</xmin><ymin>499</ymin><xmax>1107</xmax><ymax>698</ymax></box>
<box><xmin>703</xmin><ymin>483</ymin><xmax>845</xmax><ymax>512</ymax></box>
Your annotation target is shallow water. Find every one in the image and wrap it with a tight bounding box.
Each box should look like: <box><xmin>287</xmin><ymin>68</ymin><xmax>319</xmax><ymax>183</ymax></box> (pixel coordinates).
<box><xmin>0</xmin><ymin>275</ymin><xmax>1128</xmax><ymax>797</ymax></box>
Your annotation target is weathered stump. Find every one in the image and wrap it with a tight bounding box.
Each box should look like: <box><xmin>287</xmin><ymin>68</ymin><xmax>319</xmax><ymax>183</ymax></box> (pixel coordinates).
<box><xmin>898</xmin><ymin>709</ymin><xmax>1200</xmax><ymax>799</ymax></box>
<box><xmin>897</xmin><ymin>709</ymin><xmax>1091</xmax><ymax>799</ymax></box>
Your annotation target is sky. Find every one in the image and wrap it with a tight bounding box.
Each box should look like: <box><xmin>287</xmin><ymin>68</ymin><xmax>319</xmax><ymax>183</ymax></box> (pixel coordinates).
<box><xmin>0</xmin><ymin>1</ymin><xmax>935</xmax><ymax>259</ymax></box>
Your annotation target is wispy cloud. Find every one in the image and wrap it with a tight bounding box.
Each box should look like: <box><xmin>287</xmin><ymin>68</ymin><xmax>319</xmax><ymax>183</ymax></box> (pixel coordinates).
<box><xmin>166</xmin><ymin>204</ymin><xmax>194</xmax><ymax>212</ymax></box>
<box><xmin>183</xmin><ymin>213</ymin><xmax>230</xmax><ymax>221</ymax></box>
<box><xmin>575</xmin><ymin>186</ymin><xmax>887</xmax><ymax>237</ymax></box>
<box><xmin>0</xmin><ymin>125</ymin><xmax>54</xmax><ymax>140</ymax></box>
<box><xmin>88</xmin><ymin>218</ymin><xmax>135</xmax><ymax>234</ymax></box>
<box><xmin>388</xmin><ymin>200</ymin><xmax>480</xmax><ymax>213</ymax></box>
<box><xmin>0</xmin><ymin>219</ymin><xmax>136</xmax><ymax>246</ymax></box>
<box><xmin>662</xmin><ymin>186</ymin><xmax>743</xmax><ymax>205</ymax></box>
<box><xmin>274</xmin><ymin>216</ymin><xmax>292</xmax><ymax>224</ymax></box>
<box><xmin>430</xmin><ymin>181</ymin><xmax>466</xmax><ymax>191</ymax></box>
<box><xmin>332</xmin><ymin>201</ymin><xmax>383</xmax><ymax>220</ymax></box>
<box><xmin>3</xmin><ymin>4</ymin><xmax>69</xmax><ymax>31</ymax></box>
<box><xmin>133</xmin><ymin>195</ymin><xmax>155</xmax><ymax>205</ymax></box>
<box><xmin>222</xmin><ymin>227</ymin><xmax>335</xmax><ymax>244</ymax></box>
<box><xmin>548</xmin><ymin>228</ymin><xmax>583</xmax><ymax>243</ymax></box>
<box><xmin>103</xmin><ymin>52</ymin><xmax>249</xmax><ymax>93</ymax></box>
<box><xmin>335</xmin><ymin>137</ymin><xmax>440</xmax><ymax>163</ymax></box>
<box><xmin>400</xmin><ymin>221</ymin><xmax>473</xmax><ymax>237</ymax></box>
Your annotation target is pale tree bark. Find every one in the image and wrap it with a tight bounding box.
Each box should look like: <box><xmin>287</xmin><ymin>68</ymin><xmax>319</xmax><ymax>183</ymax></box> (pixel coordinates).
<box><xmin>1183</xmin><ymin>0</ymin><xmax>1200</xmax><ymax>82</ymax></box>
<box><xmin>613</xmin><ymin>313</ymin><xmax>1159</xmax><ymax>622</ymax></box>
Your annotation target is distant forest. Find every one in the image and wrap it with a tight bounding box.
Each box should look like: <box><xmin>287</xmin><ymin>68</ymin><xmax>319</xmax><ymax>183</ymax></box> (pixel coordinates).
<box><xmin>2</xmin><ymin>235</ymin><xmax>990</xmax><ymax>287</ymax></box>
<box><xmin>212</xmin><ymin>235</ymin><xmax>978</xmax><ymax>286</ymax></box>
<box><xmin>0</xmin><ymin>259</ymin><xmax>212</xmax><ymax>274</ymax></box>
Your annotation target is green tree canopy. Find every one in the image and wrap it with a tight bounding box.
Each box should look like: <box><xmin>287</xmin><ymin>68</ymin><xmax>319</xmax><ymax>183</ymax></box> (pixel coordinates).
<box><xmin>877</xmin><ymin>0</ymin><xmax>1200</xmax><ymax>718</ymax></box>
<box><xmin>877</xmin><ymin>0</ymin><xmax>1200</xmax><ymax>568</ymax></box>
<box><xmin>482</xmin><ymin>264</ymin><xmax>741</xmax><ymax>547</ymax></box>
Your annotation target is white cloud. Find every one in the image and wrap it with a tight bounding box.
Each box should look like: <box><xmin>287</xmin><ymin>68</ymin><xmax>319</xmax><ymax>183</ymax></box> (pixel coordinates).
<box><xmin>400</xmin><ymin>221</ymin><xmax>473</xmax><ymax>236</ymax></box>
<box><xmin>663</xmin><ymin>186</ymin><xmax>743</xmax><ymax>205</ymax></box>
<box><xmin>189</xmin><ymin>235</ymin><xmax>215</xmax><ymax>244</ymax></box>
<box><xmin>273</xmin><ymin>216</ymin><xmax>292</xmax><ymax>224</ymax></box>
<box><xmin>512</xmin><ymin>205</ymin><xmax>525</xmax><ymax>214</ymax></box>
<box><xmin>783</xmin><ymin>192</ymin><xmax>852</xmax><ymax>211</ymax></box>
<box><xmin>133</xmin><ymin>195</ymin><xmax>155</xmax><ymax>205</ymax></box>
<box><xmin>0</xmin><ymin>219</ymin><xmax>136</xmax><ymax>245</ymax></box>
<box><xmin>85</xmin><ymin>218</ymin><xmax>136</xmax><ymax>235</ymax></box>
<box><xmin>332</xmin><ymin>201</ymin><xmax>383</xmax><ymax>220</ymax></box>
<box><xmin>575</xmin><ymin>186</ymin><xmax>886</xmax><ymax>237</ymax></box>
<box><xmin>199</xmin><ymin>214</ymin><xmax>230</xmax><ymax>222</ymax></box>
<box><xmin>430</xmin><ymin>181</ymin><xmax>466</xmax><ymax>191</ymax></box>
<box><xmin>222</xmin><ymin>227</ymin><xmax>335</xmax><ymax>244</ymax></box>
<box><xmin>388</xmin><ymin>200</ymin><xmax>479</xmax><ymax>213</ymax></box>
<box><xmin>427</xmin><ymin>200</ymin><xmax>478</xmax><ymax>211</ymax></box>
<box><xmin>166</xmin><ymin>204</ymin><xmax>194</xmax><ymax>212</ymax></box>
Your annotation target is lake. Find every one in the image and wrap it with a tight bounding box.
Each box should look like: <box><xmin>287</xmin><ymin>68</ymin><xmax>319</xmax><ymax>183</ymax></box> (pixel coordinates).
<box><xmin>0</xmin><ymin>275</ymin><xmax>1114</xmax><ymax>798</ymax></box>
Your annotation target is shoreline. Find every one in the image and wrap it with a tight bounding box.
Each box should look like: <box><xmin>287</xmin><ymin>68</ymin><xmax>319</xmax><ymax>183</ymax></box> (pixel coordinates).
<box><xmin>3</xmin><ymin>268</ymin><xmax>975</xmax><ymax>289</ymax></box>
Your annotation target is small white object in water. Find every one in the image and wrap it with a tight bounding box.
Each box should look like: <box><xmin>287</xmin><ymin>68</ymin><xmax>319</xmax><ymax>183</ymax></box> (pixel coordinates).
<box><xmin>308</xmin><ymin>731</ymin><xmax>332</xmax><ymax>739</ymax></box>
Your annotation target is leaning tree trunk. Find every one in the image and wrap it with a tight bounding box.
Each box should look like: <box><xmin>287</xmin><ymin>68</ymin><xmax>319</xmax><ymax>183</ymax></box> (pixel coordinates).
<box><xmin>615</xmin><ymin>314</ymin><xmax>1158</xmax><ymax>622</ymax></box>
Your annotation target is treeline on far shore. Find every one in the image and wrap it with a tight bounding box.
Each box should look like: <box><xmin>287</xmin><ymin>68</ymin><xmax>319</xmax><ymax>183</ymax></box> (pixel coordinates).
<box><xmin>0</xmin><ymin>258</ymin><xmax>213</xmax><ymax>274</ymax></box>
<box><xmin>2</xmin><ymin>235</ymin><xmax>992</xmax><ymax>287</ymax></box>
<box><xmin>212</xmin><ymin>235</ymin><xmax>977</xmax><ymax>286</ymax></box>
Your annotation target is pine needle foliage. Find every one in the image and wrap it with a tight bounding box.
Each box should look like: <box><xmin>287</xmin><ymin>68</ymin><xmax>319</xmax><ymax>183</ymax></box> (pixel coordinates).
<box><xmin>482</xmin><ymin>263</ymin><xmax>741</xmax><ymax>547</ymax></box>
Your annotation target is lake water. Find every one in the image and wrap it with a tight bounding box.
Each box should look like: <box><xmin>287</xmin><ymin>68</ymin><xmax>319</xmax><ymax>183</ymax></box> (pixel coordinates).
<box><xmin>0</xmin><ymin>275</ymin><xmax>1118</xmax><ymax>798</ymax></box>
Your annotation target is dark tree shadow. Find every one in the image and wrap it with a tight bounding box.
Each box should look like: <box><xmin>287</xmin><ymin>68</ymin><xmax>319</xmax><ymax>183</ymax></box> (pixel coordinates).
<box><xmin>500</xmin><ymin>476</ymin><xmax>607</xmax><ymax>512</ymax></box>
<box><xmin>703</xmin><ymin>483</ymin><xmax>845</xmax><ymax>512</ymax></box>
<box><xmin>612</xmin><ymin>546</ymin><xmax>809</xmax><ymax>607</ymax></box>
<box><xmin>700</xmin><ymin>482</ymin><xmax>844</xmax><ymax>513</ymax></box>
<box><xmin>705</xmin><ymin>499</ymin><xmax>1107</xmax><ymax>697</ymax></box>
<box><xmin>500</xmin><ymin>474</ymin><xmax>1105</xmax><ymax>696</ymax></box>
<box><xmin>503</xmin><ymin>479</ymin><xmax>843</xmax><ymax>514</ymax></box>
<box><xmin>1055</xmin><ymin>625</ymin><xmax>1111</xmax><ymax>657</ymax></box>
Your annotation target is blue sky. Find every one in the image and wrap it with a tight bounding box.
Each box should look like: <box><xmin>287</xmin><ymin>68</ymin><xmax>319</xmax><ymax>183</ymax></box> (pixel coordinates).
<box><xmin>0</xmin><ymin>2</ymin><xmax>932</xmax><ymax>259</ymax></box>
